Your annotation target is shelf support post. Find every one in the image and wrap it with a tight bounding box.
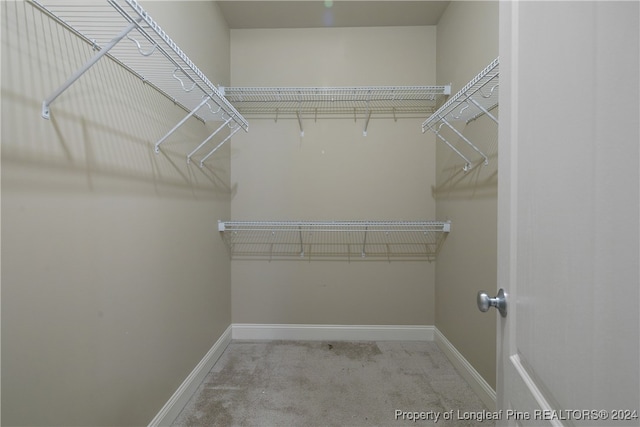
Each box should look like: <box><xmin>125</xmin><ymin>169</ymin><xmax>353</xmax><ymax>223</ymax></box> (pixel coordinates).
<box><xmin>363</xmin><ymin>109</ymin><xmax>372</xmax><ymax>136</ymax></box>
<box><xmin>186</xmin><ymin>116</ymin><xmax>233</xmax><ymax>164</ymax></box>
<box><xmin>155</xmin><ymin>96</ymin><xmax>210</xmax><ymax>153</ymax></box>
<box><xmin>296</xmin><ymin>110</ymin><xmax>304</xmax><ymax>137</ymax></box>
<box><xmin>362</xmin><ymin>226</ymin><xmax>368</xmax><ymax>258</ymax></box>
<box><xmin>438</xmin><ymin>115</ymin><xmax>489</xmax><ymax>166</ymax></box>
<box><xmin>464</xmin><ymin>93</ymin><xmax>499</xmax><ymax>124</ymax></box>
<box><xmin>296</xmin><ymin>93</ymin><xmax>304</xmax><ymax>136</ymax></box>
<box><xmin>363</xmin><ymin>95</ymin><xmax>371</xmax><ymax>136</ymax></box>
<box><xmin>198</xmin><ymin>125</ymin><xmax>242</xmax><ymax>167</ymax></box>
<box><xmin>424</xmin><ymin>123</ymin><xmax>473</xmax><ymax>171</ymax></box>
<box><xmin>42</xmin><ymin>20</ymin><xmax>139</xmax><ymax>119</ymax></box>
<box><xmin>299</xmin><ymin>226</ymin><xmax>304</xmax><ymax>258</ymax></box>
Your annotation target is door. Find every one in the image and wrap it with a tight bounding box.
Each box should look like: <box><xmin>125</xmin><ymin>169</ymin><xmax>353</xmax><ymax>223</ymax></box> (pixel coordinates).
<box><xmin>496</xmin><ymin>2</ymin><xmax>639</xmax><ymax>426</ymax></box>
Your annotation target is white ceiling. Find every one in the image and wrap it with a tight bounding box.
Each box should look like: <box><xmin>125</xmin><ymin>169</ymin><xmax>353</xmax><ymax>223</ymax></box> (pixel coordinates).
<box><xmin>216</xmin><ymin>1</ymin><xmax>451</xmax><ymax>29</ymax></box>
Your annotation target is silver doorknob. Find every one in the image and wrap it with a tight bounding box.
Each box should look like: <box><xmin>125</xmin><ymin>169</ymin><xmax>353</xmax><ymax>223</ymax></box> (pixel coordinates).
<box><xmin>477</xmin><ymin>288</ymin><xmax>507</xmax><ymax>317</ymax></box>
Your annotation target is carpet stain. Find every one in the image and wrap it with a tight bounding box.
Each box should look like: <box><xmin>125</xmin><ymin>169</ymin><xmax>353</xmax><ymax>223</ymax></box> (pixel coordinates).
<box><xmin>172</xmin><ymin>340</ymin><xmax>493</xmax><ymax>427</ymax></box>
<box><xmin>324</xmin><ymin>341</ymin><xmax>382</xmax><ymax>361</ymax></box>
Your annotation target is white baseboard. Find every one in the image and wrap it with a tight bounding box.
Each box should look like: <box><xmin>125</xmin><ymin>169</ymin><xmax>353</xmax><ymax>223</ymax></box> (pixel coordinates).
<box><xmin>434</xmin><ymin>327</ymin><xmax>496</xmax><ymax>410</ymax></box>
<box><xmin>232</xmin><ymin>323</ymin><xmax>435</xmax><ymax>341</ymax></box>
<box><xmin>148</xmin><ymin>325</ymin><xmax>232</xmax><ymax>427</ymax></box>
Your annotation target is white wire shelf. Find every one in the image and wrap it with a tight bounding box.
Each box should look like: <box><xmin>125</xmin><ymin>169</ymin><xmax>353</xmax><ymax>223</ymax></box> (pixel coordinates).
<box><xmin>422</xmin><ymin>57</ymin><xmax>499</xmax><ymax>171</ymax></box>
<box><xmin>223</xmin><ymin>85</ymin><xmax>451</xmax><ymax>136</ymax></box>
<box><xmin>218</xmin><ymin>220</ymin><xmax>451</xmax><ymax>261</ymax></box>
<box><xmin>31</xmin><ymin>0</ymin><xmax>248</xmax><ymax>165</ymax></box>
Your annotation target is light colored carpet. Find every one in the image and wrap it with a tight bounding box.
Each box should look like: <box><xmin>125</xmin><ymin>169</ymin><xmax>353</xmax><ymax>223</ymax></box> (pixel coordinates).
<box><xmin>173</xmin><ymin>340</ymin><xmax>493</xmax><ymax>426</ymax></box>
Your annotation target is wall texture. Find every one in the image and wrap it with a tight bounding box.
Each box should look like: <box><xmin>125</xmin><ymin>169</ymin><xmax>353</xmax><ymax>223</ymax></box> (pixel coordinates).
<box><xmin>229</xmin><ymin>27</ymin><xmax>439</xmax><ymax>325</ymax></box>
<box><xmin>434</xmin><ymin>2</ymin><xmax>499</xmax><ymax>391</ymax></box>
<box><xmin>1</xmin><ymin>2</ymin><xmax>232</xmax><ymax>425</ymax></box>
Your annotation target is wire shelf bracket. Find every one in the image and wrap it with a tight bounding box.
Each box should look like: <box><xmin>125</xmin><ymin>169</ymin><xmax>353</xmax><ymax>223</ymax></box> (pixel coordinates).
<box><xmin>218</xmin><ymin>220</ymin><xmax>451</xmax><ymax>261</ymax></box>
<box><xmin>222</xmin><ymin>85</ymin><xmax>451</xmax><ymax>137</ymax></box>
<box><xmin>422</xmin><ymin>57</ymin><xmax>499</xmax><ymax>172</ymax></box>
<box><xmin>33</xmin><ymin>0</ymin><xmax>248</xmax><ymax>164</ymax></box>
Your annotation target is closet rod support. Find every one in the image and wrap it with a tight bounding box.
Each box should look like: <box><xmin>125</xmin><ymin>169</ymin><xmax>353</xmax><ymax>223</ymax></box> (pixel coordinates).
<box><xmin>296</xmin><ymin>110</ymin><xmax>304</xmax><ymax>137</ymax></box>
<box><xmin>464</xmin><ymin>94</ymin><xmax>499</xmax><ymax>124</ymax></box>
<box><xmin>187</xmin><ymin>116</ymin><xmax>233</xmax><ymax>164</ymax></box>
<box><xmin>199</xmin><ymin>126</ymin><xmax>242</xmax><ymax>167</ymax></box>
<box><xmin>363</xmin><ymin>95</ymin><xmax>371</xmax><ymax>136</ymax></box>
<box><xmin>363</xmin><ymin>110</ymin><xmax>372</xmax><ymax>136</ymax></box>
<box><xmin>424</xmin><ymin>123</ymin><xmax>473</xmax><ymax>171</ymax></box>
<box><xmin>299</xmin><ymin>227</ymin><xmax>304</xmax><ymax>258</ymax></box>
<box><xmin>362</xmin><ymin>226</ymin><xmax>368</xmax><ymax>258</ymax></box>
<box><xmin>155</xmin><ymin>96</ymin><xmax>210</xmax><ymax>153</ymax></box>
<box><xmin>42</xmin><ymin>20</ymin><xmax>139</xmax><ymax>119</ymax></box>
<box><xmin>438</xmin><ymin>115</ymin><xmax>489</xmax><ymax>166</ymax></box>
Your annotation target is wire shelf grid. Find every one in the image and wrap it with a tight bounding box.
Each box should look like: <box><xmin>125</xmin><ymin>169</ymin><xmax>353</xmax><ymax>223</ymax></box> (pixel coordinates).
<box><xmin>422</xmin><ymin>57</ymin><xmax>499</xmax><ymax>171</ymax></box>
<box><xmin>422</xmin><ymin>58</ymin><xmax>498</xmax><ymax>128</ymax></box>
<box><xmin>218</xmin><ymin>220</ymin><xmax>451</xmax><ymax>261</ymax></box>
<box><xmin>224</xmin><ymin>86</ymin><xmax>451</xmax><ymax>118</ymax></box>
<box><xmin>32</xmin><ymin>0</ymin><xmax>248</xmax><ymax>162</ymax></box>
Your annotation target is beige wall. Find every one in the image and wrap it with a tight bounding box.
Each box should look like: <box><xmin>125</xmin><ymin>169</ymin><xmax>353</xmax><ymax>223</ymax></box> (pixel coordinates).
<box><xmin>2</xmin><ymin>2</ymin><xmax>500</xmax><ymax>422</ymax></box>
<box><xmin>229</xmin><ymin>27</ymin><xmax>438</xmax><ymax>325</ymax></box>
<box><xmin>1</xmin><ymin>2</ymin><xmax>232</xmax><ymax>425</ymax></box>
<box><xmin>434</xmin><ymin>2</ymin><xmax>499</xmax><ymax>391</ymax></box>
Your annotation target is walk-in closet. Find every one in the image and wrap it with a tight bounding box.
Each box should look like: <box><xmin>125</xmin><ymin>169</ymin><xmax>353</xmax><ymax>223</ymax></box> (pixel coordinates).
<box><xmin>4</xmin><ymin>1</ymin><xmax>637</xmax><ymax>426</ymax></box>
<box><xmin>1</xmin><ymin>1</ymin><xmax>498</xmax><ymax>424</ymax></box>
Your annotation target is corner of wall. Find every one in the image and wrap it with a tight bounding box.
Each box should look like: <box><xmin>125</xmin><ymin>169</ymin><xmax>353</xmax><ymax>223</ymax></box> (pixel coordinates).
<box><xmin>434</xmin><ymin>0</ymin><xmax>499</xmax><ymax>391</ymax></box>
